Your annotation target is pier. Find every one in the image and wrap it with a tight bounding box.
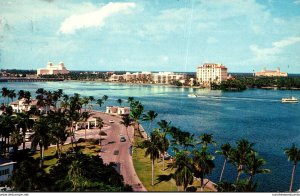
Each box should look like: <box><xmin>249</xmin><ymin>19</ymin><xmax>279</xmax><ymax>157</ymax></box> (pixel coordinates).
<box><xmin>0</xmin><ymin>77</ymin><xmax>64</xmax><ymax>82</ymax></box>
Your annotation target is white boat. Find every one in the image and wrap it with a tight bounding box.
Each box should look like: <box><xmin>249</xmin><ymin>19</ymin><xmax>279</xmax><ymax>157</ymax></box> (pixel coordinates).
<box><xmin>188</xmin><ymin>94</ymin><xmax>197</xmax><ymax>97</ymax></box>
<box><xmin>281</xmin><ymin>96</ymin><xmax>298</xmax><ymax>103</ymax></box>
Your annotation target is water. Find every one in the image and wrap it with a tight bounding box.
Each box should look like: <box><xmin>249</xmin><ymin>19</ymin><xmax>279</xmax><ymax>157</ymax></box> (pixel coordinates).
<box><xmin>1</xmin><ymin>81</ymin><xmax>300</xmax><ymax>192</ymax></box>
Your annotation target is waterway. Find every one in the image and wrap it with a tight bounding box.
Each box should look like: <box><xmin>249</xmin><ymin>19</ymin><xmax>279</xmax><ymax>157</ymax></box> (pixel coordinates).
<box><xmin>1</xmin><ymin>81</ymin><xmax>300</xmax><ymax>192</ymax></box>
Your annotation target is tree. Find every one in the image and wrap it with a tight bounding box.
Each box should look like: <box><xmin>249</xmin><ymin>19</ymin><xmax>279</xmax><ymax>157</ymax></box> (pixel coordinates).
<box><xmin>117</xmin><ymin>98</ymin><xmax>123</xmax><ymax>106</ymax></box>
<box><xmin>68</xmin><ymin>160</ymin><xmax>86</xmax><ymax>191</ymax></box>
<box><xmin>245</xmin><ymin>151</ymin><xmax>270</xmax><ymax>183</ymax></box>
<box><xmin>96</xmin><ymin>99</ymin><xmax>104</xmax><ymax>109</ymax></box>
<box><xmin>10</xmin><ymin>128</ymin><xmax>22</xmax><ymax>155</ymax></box>
<box><xmin>142</xmin><ymin>110</ymin><xmax>158</xmax><ymax>132</ymax></box>
<box><xmin>1</xmin><ymin>87</ymin><xmax>9</xmax><ymax>105</ymax></box>
<box><xmin>102</xmin><ymin>95</ymin><xmax>108</xmax><ymax>102</ymax></box>
<box><xmin>129</xmin><ymin>101</ymin><xmax>144</xmax><ymax>137</ymax></box>
<box><xmin>216</xmin><ymin>143</ymin><xmax>232</xmax><ymax>182</ymax></box>
<box><xmin>31</xmin><ymin>117</ymin><xmax>51</xmax><ymax>168</ymax></box>
<box><xmin>96</xmin><ymin>117</ymin><xmax>104</xmax><ymax>146</ymax></box>
<box><xmin>17</xmin><ymin>112</ymin><xmax>34</xmax><ymax>150</ymax></box>
<box><xmin>199</xmin><ymin>133</ymin><xmax>216</xmax><ymax>149</ymax></box>
<box><xmin>127</xmin><ymin>97</ymin><xmax>134</xmax><ymax>104</ymax></box>
<box><xmin>8</xmin><ymin>90</ymin><xmax>16</xmax><ymax>103</ymax></box>
<box><xmin>140</xmin><ymin>131</ymin><xmax>160</xmax><ymax>186</ymax></box>
<box><xmin>284</xmin><ymin>144</ymin><xmax>300</xmax><ymax>192</ymax></box>
<box><xmin>192</xmin><ymin>149</ymin><xmax>215</xmax><ymax>191</ymax></box>
<box><xmin>81</xmin><ymin>111</ymin><xmax>90</xmax><ymax>140</ymax></box>
<box><xmin>81</xmin><ymin>97</ymin><xmax>90</xmax><ymax>111</ymax></box>
<box><xmin>120</xmin><ymin>115</ymin><xmax>132</xmax><ymax>143</ymax></box>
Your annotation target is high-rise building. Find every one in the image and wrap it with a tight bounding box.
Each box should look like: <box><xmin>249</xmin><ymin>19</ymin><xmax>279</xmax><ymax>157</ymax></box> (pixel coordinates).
<box><xmin>37</xmin><ymin>62</ymin><xmax>70</xmax><ymax>76</ymax></box>
<box><xmin>196</xmin><ymin>63</ymin><xmax>228</xmax><ymax>86</ymax></box>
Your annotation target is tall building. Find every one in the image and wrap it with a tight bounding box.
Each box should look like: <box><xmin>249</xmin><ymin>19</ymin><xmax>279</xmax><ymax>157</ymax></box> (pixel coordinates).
<box><xmin>37</xmin><ymin>61</ymin><xmax>70</xmax><ymax>76</ymax></box>
<box><xmin>196</xmin><ymin>63</ymin><xmax>228</xmax><ymax>86</ymax></box>
<box><xmin>255</xmin><ymin>67</ymin><xmax>288</xmax><ymax>77</ymax></box>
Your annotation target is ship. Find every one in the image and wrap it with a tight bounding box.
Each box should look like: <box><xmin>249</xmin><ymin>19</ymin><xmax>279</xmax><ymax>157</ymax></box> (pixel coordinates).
<box><xmin>281</xmin><ymin>96</ymin><xmax>298</xmax><ymax>103</ymax></box>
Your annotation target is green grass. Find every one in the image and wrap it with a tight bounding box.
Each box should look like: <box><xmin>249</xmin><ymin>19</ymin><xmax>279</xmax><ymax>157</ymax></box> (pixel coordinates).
<box><xmin>32</xmin><ymin>141</ymin><xmax>101</xmax><ymax>172</ymax></box>
<box><xmin>132</xmin><ymin>136</ymin><xmax>213</xmax><ymax>192</ymax></box>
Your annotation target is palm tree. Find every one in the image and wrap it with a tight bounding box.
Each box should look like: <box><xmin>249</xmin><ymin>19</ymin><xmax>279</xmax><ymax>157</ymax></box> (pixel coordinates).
<box><xmin>154</xmin><ymin>128</ymin><xmax>170</xmax><ymax>170</ymax></box>
<box><xmin>8</xmin><ymin>90</ymin><xmax>16</xmax><ymax>103</ymax></box>
<box><xmin>31</xmin><ymin>117</ymin><xmax>51</xmax><ymax>168</ymax></box>
<box><xmin>96</xmin><ymin>99</ymin><xmax>104</xmax><ymax>110</ymax></box>
<box><xmin>120</xmin><ymin>115</ymin><xmax>132</xmax><ymax>143</ymax></box>
<box><xmin>117</xmin><ymin>98</ymin><xmax>123</xmax><ymax>106</ymax></box>
<box><xmin>96</xmin><ymin>117</ymin><xmax>104</xmax><ymax>146</ymax></box>
<box><xmin>140</xmin><ymin>131</ymin><xmax>160</xmax><ymax>186</ymax></box>
<box><xmin>81</xmin><ymin>111</ymin><xmax>90</xmax><ymax>140</ymax></box>
<box><xmin>142</xmin><ymin>110</ymin><xmax>158</xmax><ymax>132</ymax></box>
<box><xmin>102</xmin><ymin>95</ymin><xmax>108</xmax><ymax>102</ymax></box>
<box><xmin>216</xmin><ymin>143</ymin><xmax>232</xmax><ymax>182</ymax></box>
<box><xmin>192</xmin><ymin>149</ymin><xmax>215</xmax><ymax>191</ymax></box>
<box><xmin>129</xmin><ymin>101</ymin><xmax>144</xmax><ymax>137</ymax></box>
<box><xmin>10</xmin><ymin>129</ymin><xmax>22</xmax><ymax>155</ymax></box>
<box><xmin>170</xmin><ymin>150</ymin><xmax>194</xmax><ymax>191</ymax></box>
<box><xmin>284</xmin><ymin>144</ymin><xmax>300</xmax><ymax>192</ymax></box>
<box><xmin>68</xmin><ymin>160</ymin><xmax>84</xmax><ymax>191</ymax></box>
<box><xmin>245</xmin><ymin>151</ymin><xmax>270</xmax><ymax>183</ymax></box>
<box><xmin>230</xmin><ymin>139</ymin><xmax>254</xmax><ymax>182</ymax></box>
<box><xmin>127</xmin><ymin>97</ymin><xmax>134</xmax><ymax>104</ymax></box>
<box><xmin>1</xmin><ymin>87</ymin><xmax>9</xmax><ymax>105</ymax></box>
<box><xmin>88</xmin><ymin>96</ymin><xmax>95</xmax><ymax>111</ymax></box>
<box><xmin>17</xmin><ymin>112</ymin><xmax>34</xmax><ymax>150</ymax></box>
<box><xmin>82</xmin><ymin>97</ymin><xmax>90</xmax><ymax>111</ymax></box>
<box><xmin>199</xmin><ymin>133</ymin><xmax>216</xmax><ymax>149</ymax></box>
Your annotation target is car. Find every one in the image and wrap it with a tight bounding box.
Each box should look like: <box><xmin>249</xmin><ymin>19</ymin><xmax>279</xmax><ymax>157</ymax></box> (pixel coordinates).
<box><xmin>109</xmin><ymin>120</ymin><xmax>114</xmax><ymax>123</ymax></box>
<box><xmin>120</xmin><ymin>136</ymin><xmax>126</xmax><ymax>142</ymax></box>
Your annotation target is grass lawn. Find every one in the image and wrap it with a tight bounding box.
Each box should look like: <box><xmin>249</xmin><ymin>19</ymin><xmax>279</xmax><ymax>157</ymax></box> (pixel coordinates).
<box><xmin>32</xmin><ymin>140</ymin><xmax>101</xmax><ymax>173</ymax></box>
<box><xmin>132</xmin><ymin>136</ymin><xmax>213</xmax><ymax>192</ymax></box>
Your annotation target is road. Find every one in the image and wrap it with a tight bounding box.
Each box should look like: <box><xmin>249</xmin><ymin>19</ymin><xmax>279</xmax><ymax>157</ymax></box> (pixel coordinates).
<box><xmin>21</xmin><ymin>112</ymin><xmax>146</xmax><ymax>191</ymax></box>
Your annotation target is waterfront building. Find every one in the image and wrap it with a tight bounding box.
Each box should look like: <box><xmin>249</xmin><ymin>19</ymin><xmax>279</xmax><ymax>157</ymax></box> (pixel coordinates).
<box><xmin>108</xmin><ymin>71</ymin><xmax>186</xmax><ymax>84</ymax></box>
<box><xmin>106</xmin><ymin>106</ymin><xmax>130</xmax><ymax>115</ymax></box>
<box><xmin>37</xmin><ymin>62</ymin><xmax>70</xmax><ymax>76</ymax></box>
<box><xmin>9</xmin><ymin>98</ymin><xmax>50</xmax><ymax>113</ymax></box>
<box><xmin>0</xmin><ymin>157</ymin><xmax>16</xmax><ymax>182</ymax></box>
<box><xmin>196</xmin><ymin>63</ymin><xmax>228</xmax><ymax>86</ymax></box>
<box><xmin>255</xmin><ymin>67</ymin><xmax>288</xmax><ymax>77</ymax></box>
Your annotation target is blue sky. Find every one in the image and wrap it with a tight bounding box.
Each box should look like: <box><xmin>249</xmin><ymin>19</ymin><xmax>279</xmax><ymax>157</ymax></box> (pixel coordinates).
<box><xmin>1</xmin><ymin>0</ymin><xmax>300</xmax><ymax>73</ymax></box>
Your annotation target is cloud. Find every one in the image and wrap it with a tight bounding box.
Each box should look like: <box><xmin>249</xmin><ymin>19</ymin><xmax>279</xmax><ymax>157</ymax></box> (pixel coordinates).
<box><xmin>250</xmin><ymin>36</ymin><xmax>300</xmax><ymax>60</ymax></box>
<box><xmin>59</xmin><ymin>2</ymin><xmax>136</xmax><ymax>34</ymax></box>
<box><xmin>294</xmin><ymin>0</ymin><xmax>300</xmax><ymax>4</ymax></box>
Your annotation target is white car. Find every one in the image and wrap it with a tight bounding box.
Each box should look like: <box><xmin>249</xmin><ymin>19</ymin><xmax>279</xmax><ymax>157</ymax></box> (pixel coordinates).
<box><xmin>109</xmin><ymin>120</ymin><xmax>114</xmax><ymax>123</ymax></box>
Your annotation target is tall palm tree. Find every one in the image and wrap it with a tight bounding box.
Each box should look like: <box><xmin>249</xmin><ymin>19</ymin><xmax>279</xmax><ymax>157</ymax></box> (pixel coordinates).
<box><xmin>245</xmin><ymin>151</ymin><xmax>270</xmax><ymax>183</ymax></box>
<box><xmin>140</xmin><ymin>131</ymin><xmax>160</xmax><ymax>186</ymax></box>
<box><xmin>216</xmin><ymin>143</ymin><xmax>232</xmax><ymax>182</ymax></box>
<box><xmin>120</xmin><ymin>115</ymin><xmax>132</xmax><ymax>143</ymax></box>
<box><xmin>130</xmin><ymin>101</ymin><xmax>144</xmax><ymax>137</ymax></box>
<box><xmin>68</xmin><ymin>160</ymin><xmax>84</xmax><ymax>191</ymax></box>
<box><xmin>10</xmin><ymin>128</ymin><xmax>22</xmax><ymax>155</ymax></box>
<box><xmin>88</xmin><ymin>96</ymin><xmax>95</xmax><ymax>111</ymax></box>
<box><xmin>142</xmin><ymin>110</ymin><xmax>158</xmax><ymax>132</ymax></box>
<box><xmin>96</xmin><ymin>99</ymin><xmax>104</xmax><ymax>110</ymax></box>
<box><xmin>81</xmin><ymin>111</ymin><xmax>90</xmax><ymax>140</ymax></box>
<box><xmin>127</xmin><ymin>97</ymin><xmax>134</xmax><ymax>104</ymax></box>
<box><xmin>192</xmin><ymin>149</ymin><xmax>215</xmax><ymax>191</ymax></box>
<box><xmin>17</xmin><ymin>112</ymin><xmax>34</xmax><ymax>150</ymax></box>
<box><xmin>117</xmin><ymin>98</ymin><xmax>123</xmax><ymax>106</ymax></box>
<box><xmin>170</xmin><ymin>150</ymin><xmax>194</xmax><ymax>191</ymax></box>
<box><xmin>199</xmin><ymin>133</ymin><xmax>216</xmax><ymax>149</ymax></box>
<box><xmin>31</xmin><ymin>117</ymin><xmax>51</xmax><ymax>168</ymax></box>
<box><xmin>102</xmin><ymin>95</ymin><xmax>108</xmax><ymax>102</ymax></box>
<box><xmin>1</xmin><ymin>87</ymin><xmax>10</xmax><ymax>105</ymax></box>
<box><xmin>96</xmin><ymin>117</ymin><xmax>104</xmax><ymax>146</ymax></box>
<box><xmin>8</xmin><ymin>90</ymin><xmax>16</xmax><ymax>103</ymax></box>
<box><xmin>284</xmin><ymin>144</ymin><xmax>300</xmax><ymax>192</ymax></box>
<box><xmin>230</xmin><ymin>139</ymin><xmax>254</xmax><ymax>182</ymax></box>
<box><xmin>81</xmin><ymin>97</ymin><xmax>90</xmax><ymax>111</ymax></box>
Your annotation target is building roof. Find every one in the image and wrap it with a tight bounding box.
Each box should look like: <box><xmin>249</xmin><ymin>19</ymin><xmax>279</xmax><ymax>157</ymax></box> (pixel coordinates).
<box><xmin>0</xmin><ymin>157</ymin><xmax>16</xmax><ymax>166</ymax></box>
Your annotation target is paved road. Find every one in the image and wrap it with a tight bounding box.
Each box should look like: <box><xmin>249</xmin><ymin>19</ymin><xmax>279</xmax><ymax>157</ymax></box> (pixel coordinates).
<box><xmin>21</xmin><ymin>112</ymin><xmax>146</xmax><ymax>191</ymax></box>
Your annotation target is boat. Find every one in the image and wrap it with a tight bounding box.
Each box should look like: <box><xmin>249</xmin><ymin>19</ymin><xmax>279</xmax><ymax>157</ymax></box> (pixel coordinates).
<box><xmin>188</xmin><ymin>94</ymin><xmax>197</xmax><ymax>97</ymax></box>
<box><xmin>281</xmin><ymin>96</ymin><xmax>298</xmax><ymax>103</ymax></box>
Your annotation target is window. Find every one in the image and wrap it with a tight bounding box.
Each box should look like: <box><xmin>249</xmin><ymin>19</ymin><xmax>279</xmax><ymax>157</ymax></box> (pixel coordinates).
<box><xmin>0</xmin><ymin>169</ymin><xmax>9</xmax><ymax>176</ymax></box>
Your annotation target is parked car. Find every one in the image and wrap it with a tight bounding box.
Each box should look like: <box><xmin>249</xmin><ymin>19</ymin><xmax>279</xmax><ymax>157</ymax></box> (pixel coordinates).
<box><xmin>120</xmin><ymin>136</ymin><xmax>126</xmax><ymax>142</ymax></box>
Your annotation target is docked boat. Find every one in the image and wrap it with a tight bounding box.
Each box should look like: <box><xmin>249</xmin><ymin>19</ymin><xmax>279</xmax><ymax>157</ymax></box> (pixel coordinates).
<box><xmin>281</xmin><ymin>96</ymin><xmax>298</xmax><ymax>103</ymax></box>
<box><xmin>188</xmin><ymin>94</ymin><xmax>197</xmax><ymax>97</ymax></box>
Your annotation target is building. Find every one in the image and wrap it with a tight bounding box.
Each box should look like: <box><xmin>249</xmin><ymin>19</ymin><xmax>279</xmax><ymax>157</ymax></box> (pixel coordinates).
<box><xmin>255</xmin><ymin>67</ymin><xmax>288</xmax><ymax>77</ymax></box>
<box><xmin>196</xmin><ymin>63</ymin><xmax>228</xmax><ymax>86</ymax></box>
<box><xmin>37</xmin><ymin>62</ymin><xmax>70</xmax><ymax>76</ymax></box>
<box><xmin>9</xmin><ymin>98</ymin><xmax>50</xmax><ymax>113</ymax></box>
<box><xmin>106</xmin><ymin>106</ymin><xmax>130</xmax><ymax>115</ymax></box>
<box><xmin>108</xmin><ymin>71</ymin><xmax>186</xmax><ymax>84</ymax></box>
<box><xmin>0</xmin><ymin>157</ymin><xmax>16</xmax><ymax>182</ymax></box>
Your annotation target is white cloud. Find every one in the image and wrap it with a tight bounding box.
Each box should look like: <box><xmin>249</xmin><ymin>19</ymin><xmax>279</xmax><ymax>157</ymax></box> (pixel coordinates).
<box><xmin>59</xmin><ymin>2</ymin><xmax>136</xmax><ymax>34</ymax></box>
<box><xmin>294</xmin><ymin>0</ymin><xmax>300</xmax><ymax>4</ymax></box>
<box><xmin>250</xmin><ymin>36</ymin><xmax>300</xmax><ymax>60</ymax></box>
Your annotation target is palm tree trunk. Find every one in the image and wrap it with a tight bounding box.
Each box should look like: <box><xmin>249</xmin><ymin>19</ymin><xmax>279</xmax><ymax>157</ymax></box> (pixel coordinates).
<box><xmin>236</xmin><ymin>165</ymin><xmax>242</xmax><ymax>182</ymax></box>
<box><xmin>219</xmin><ymin>159</ymin><xmax>227</xmax><ymax>182</ymax></box>
<box><xmin>126</xmin><ymin>127</ymin><xmax>131</xmax><ymax>144</ymax></box>
<box><xmin>22</xmin><ymin>132</ymin><xmax>25</xmax><ymax>150</ymax></box>
<box><xmin>152</xmin><ymin>159</ymin><xmax>154</xmax><ymax>186</ymax></box>
<box><xmin>39</xmin><ymin>144</ymin><xmax>43</xmax><ymax>168</ymax></box>
<box><xmin>162</xmin><ymin>153</ymin><xmax>165</xmax><ymax>170</ymax></box>
<box><xmin>200</xmin><ymin>177</ymin><xmax>204</xmax><ymax>192</ymax></box>
<box><xmin>289</xmin><ymin>164</ymin><xmax>296</xmax><ymax>192</ymax></box>
<box><xmin>56</xmin><ymin>143</ymin><xmax>60</xmax><ymax>158</ymax></box>
<box><xmin>85</xmin><ymin>122</ymin><xmax>87</xmax><ymax>140</ymax></box>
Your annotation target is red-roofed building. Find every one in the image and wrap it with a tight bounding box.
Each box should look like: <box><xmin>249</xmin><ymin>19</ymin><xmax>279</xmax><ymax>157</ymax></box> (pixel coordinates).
<box><xmin>196</xmin><ymin>63</ymin><xmax>228</xmax><ymax>86</ymax></box>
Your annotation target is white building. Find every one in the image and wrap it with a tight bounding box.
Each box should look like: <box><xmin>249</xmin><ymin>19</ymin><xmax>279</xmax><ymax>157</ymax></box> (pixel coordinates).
<box><xmin>197</xmin><ymin>63</ymin><xmax>228</xmax><ymax>86</ymax></box>
<box><xmin>10</xmin><ymin>98</ymin><xmax>50</xmax><ymax>113</ymax></box>
<box><xmin>255</xmin><ymin>67</ymin><xmax>288</xmax><ymax>77</ymax></box>
<box><xmin>106</xmin><ymin>106</ymin><xmax>130</xmax><ymax>115</ymax></box>
<box><xmin>0</xmin><ymin>157</ymin><xmax>15</xmax><ymax>182</ymax></box>
<box><xmin>37</xmin><ymin>62</ymin><xmax>70</xmax><ymax>76</ymax></box>
<box><xmin>151</xmin><ymin>72</ymin><xmax>186</xmax><ymax>84</ymax></box>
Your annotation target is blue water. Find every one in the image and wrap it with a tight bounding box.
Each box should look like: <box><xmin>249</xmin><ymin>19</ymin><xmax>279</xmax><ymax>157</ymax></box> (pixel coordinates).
<box><xmin>1</xmin><ymin>81</ymin><xmax>300</xmax><ymax>192</ymax></box>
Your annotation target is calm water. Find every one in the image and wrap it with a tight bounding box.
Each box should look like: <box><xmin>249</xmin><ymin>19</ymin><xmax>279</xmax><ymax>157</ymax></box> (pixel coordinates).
<box><xmin>1</xmin><ymin>81</ymin><xmax>300</xmax><ymax>192</ymax></box>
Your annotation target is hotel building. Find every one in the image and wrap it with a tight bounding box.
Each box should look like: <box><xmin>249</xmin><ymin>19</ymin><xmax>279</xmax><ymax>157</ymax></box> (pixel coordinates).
<box><xmin>255</xmin><ymin>67</ymin><xmax>288</xmax><ymax>77</ymax></box>
<box><xmin>37</xmin><ymin>62</ymin><xmax>70</xmax><ymax>76</ymax></box>
<box><xmin>196</xmin><ymin>63</ymin><xmax>228</xmax><ymax>86</ymax></box>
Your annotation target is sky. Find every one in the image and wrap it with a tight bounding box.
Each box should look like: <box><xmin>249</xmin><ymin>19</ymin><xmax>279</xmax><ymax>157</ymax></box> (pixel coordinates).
<box><xmin>0</xmin><ymin>0</ymin><xmax>300</xmax><ymax>73</ymax></box>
